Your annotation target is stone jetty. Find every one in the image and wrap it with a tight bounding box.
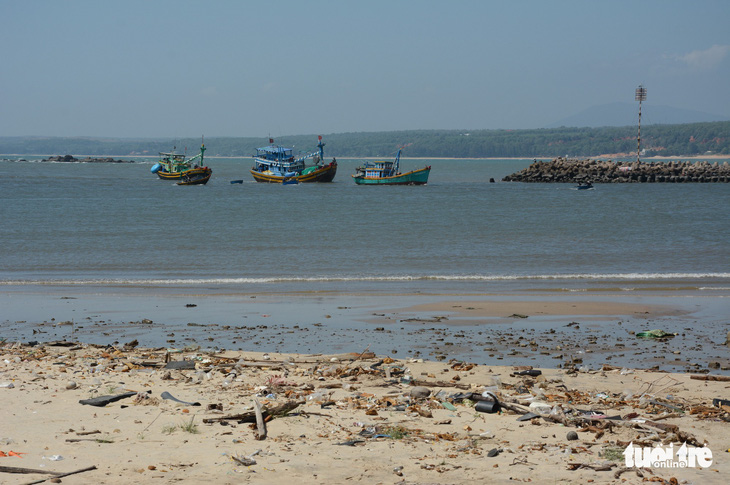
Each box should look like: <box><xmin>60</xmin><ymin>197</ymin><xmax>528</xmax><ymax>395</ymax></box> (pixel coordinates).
<box><xmin>502</xmin><ymin>157</ymin><xmax>730</xmax><ymax>183</ymax></box>
<box><xmin>42</xmin><ymin>155</ymin><xmax>134</xmax><ymax>163</ymax></box>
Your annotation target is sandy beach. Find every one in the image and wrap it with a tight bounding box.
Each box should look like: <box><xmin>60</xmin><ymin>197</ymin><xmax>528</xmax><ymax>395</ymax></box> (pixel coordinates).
<box><xmin>1</xmin><ymin>289</ymin><xmax>729</xmax><ymax>484</ymax></box>
<box><xmin>1</xmin><ymin>344</ymin><xmax>729</xmax><ymax>485</ymax></box>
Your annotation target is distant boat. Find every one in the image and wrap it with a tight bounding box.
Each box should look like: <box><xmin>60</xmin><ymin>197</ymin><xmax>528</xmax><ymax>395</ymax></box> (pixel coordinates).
<box><xmin>574</xmin><ymin>182</ymin><xmax>594</xmax><ymax>190</ymax></box>
<box><xmin>352</xmin><ymin>149</ymin><xmax>430</xmax><ymax>185</ymax></box>
<box><xmin>151</xmin><ymin>142</ymin><xmax>212</xmax><ymax>184</ymax></box>
<box><xmin>250</xmin><ymin>136</ymin><xmax>337</xmax><ymax>183</ymax></box>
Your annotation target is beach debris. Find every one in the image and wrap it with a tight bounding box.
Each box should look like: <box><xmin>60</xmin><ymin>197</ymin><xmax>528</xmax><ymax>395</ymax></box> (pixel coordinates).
<box><xmin>512</xmin><ymin>369</ymin><xmax>541</xmax><ymax>377</ymax></box>
<box><xmin>160</xmin><ymin>391</ymin><xmax>201</xmax><ymax>406</ymax></box>
<box><xmin>691</xmin><ymin>374</ymin><xmax>730</xmax><ymax>382</ymax></box>
<box><xmin>253</xmin><ymin>399</ymin><xmax>267</xmax><ymax>440</ymax></box>
<box><xmin>79</xmin><ymin>391</ymin><xmax>137</xmax><ymax>407</ymax></box>
<box><xmin>164</xmin><ymin>360</ymin><xmax>196</xmax><ymax>370</ymax></box>
<box><xmin>203</xmin><ymin>400</ymin><xmax>303</xmax><ymax>424</ymax></box>
<box><xmin>409</xmin><ymin>386</ymin><xmax>431</xmax><ymax>399</ymax></box>
<box><xmin>0</xmin><ymin>451</ymin><xmax>26</xmax><ymax>458</ymax></box>
<box><xmin>636</xmin><ymin>329</ymin><xmax>675</xmax><ymax>339</ymax></box>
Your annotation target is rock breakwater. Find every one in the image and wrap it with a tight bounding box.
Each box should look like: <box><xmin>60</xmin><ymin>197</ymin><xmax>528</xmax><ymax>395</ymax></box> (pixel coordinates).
<box><xmin>42</xmin><ymin>155</ymin><xmax>134</xmax><ymax>163</ymax></box>
<box><xmin>503</xmin><ymin>157</ymin><xmax>730</xmax><ymax>183</ymax></box>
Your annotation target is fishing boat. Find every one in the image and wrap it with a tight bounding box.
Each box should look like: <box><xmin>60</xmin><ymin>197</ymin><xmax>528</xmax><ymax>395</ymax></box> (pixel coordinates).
<box><xmin>151</xmin><ymin>142</ymin><xmax>212</xmax><ymax>183</ymax></box>
<box><xmin>250</xmin><ymin>136</ymin><xmax>337</xmax><ymax>183</ymax></box>
<box><xmin>352</xmin><ymin>149</ymin><xmax>430</xmax><ymax>185</ymax></box>
<box><xmin>574</xmin><ymin>182</ymin><xmax>593</xmax><ymax>190</ymax></box>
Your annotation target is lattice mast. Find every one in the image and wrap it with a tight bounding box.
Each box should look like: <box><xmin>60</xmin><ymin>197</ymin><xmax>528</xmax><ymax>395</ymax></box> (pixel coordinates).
<box><xmin>635</xmin><ymin>84</ymin><xmax>647</xmax><ymax>162</ymax></box>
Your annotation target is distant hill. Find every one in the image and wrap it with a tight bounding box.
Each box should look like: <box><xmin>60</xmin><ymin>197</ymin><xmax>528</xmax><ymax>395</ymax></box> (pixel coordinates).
<box><xmin>548</xmin><ymin>102</ymin><xmax>730</xmax><ymax>128</ymax></box>
<box><xmin>2</xmin><ymin>121</ymin><xmax>730</xmax><ymax>158</ymax></box>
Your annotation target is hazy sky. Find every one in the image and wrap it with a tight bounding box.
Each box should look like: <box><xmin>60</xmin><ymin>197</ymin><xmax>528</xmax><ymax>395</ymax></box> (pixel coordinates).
<box><xmin>2</xmin><ymin>0</ymin><xmax>729</xmax><ymax>138</ymax></box>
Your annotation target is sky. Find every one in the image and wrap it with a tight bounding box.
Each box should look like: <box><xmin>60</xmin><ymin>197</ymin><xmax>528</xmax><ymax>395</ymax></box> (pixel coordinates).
<box><xmin>2</xmin><ymin>0</ymin><xmax>729</xmax><ymax>138</ymax></box>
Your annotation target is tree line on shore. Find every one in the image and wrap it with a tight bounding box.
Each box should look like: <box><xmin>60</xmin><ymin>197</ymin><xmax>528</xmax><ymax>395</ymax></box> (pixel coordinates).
<box><xmin>2</xmin><ymin>121</ymin><xmax>728</xmax><ymax>158</ymax></box>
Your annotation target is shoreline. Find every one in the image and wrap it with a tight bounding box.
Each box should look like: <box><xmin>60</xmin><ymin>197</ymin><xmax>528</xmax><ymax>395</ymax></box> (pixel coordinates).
<box><xmin>2</xmin><ymin>285</ymin><xmax>728</xmax><ymax>375</ymax></box>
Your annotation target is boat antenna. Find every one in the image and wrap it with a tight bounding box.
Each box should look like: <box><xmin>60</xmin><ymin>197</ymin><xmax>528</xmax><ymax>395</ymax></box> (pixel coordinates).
<box><xmin>635</xmin><ymin>84</ymin><xmax>647</xmax><ymax>163</ymax></box>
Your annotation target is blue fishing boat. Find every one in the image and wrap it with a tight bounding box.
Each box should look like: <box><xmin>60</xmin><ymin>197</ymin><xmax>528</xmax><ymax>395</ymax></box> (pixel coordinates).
<box><xmin>250</xmin><ymin>136</ymin><xmax>337</xmax><ymax>183</ymax></box>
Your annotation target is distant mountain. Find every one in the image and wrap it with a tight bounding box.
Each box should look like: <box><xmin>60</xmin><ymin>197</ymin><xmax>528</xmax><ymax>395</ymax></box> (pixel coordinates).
<box><xmin>548</xmin><ymin>102</ymin><xmax>730</xmax><ymax>128</ymax></box>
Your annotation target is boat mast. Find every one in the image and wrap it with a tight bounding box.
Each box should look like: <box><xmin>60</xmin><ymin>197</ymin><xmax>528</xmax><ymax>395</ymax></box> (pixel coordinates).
<box><xmin>635</xmin><ymin>84</ymin><xmax>647</xmax><ymax>163</ymax></box>
<box><xmin>394</xmin><ymin>149</ymin><xmax>401</xmax><ymax>174</ymax></box>
<box><xmin>317</xmin><ymin>135</ymin><xmax>324</xmax><ymax>164</ymax></box>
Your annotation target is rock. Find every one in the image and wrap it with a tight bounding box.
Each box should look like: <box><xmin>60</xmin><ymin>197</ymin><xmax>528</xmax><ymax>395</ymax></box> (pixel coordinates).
<box><xmin>409</xmin><ymin>386</ymin><xmax>431</xmax><ymax>399</ymax></box>
<box><xmin>567</xmin><ymin>431</ymin><xmax>579</xmax><ymax>441</ymax></box>
<box><xmin>66</xmin><ymin>380</ymin><xmax>78</xmax><ymax>390</ymax></box>
<box><xmin>502</xmin><ymin>157</ymin><xmax>730</xmax><ymax>184</ymax></box>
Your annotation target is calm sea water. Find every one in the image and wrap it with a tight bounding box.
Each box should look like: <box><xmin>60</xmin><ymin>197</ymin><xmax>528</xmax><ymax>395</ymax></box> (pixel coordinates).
<box><xmin>1</xmin><ymin>156</ymin><xmax>729</xmax><ymax>294</ymax></box>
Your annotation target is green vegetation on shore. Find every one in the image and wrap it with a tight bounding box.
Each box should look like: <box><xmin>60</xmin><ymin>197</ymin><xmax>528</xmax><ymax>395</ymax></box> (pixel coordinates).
<box><xmin>2</xmin><ymin>121</ymin><xmax>729</xmax><ymax>158</ymax></box>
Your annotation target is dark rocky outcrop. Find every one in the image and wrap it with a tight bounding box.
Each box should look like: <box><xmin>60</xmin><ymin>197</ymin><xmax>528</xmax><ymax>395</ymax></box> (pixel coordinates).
<box><xmin>42</xmin><ymin>155</ymin><xmax>134</xmax><ymax>163</ymax></box>
<box><xmin>502</xmin><ymin>157</ymin><xmax>730</xmax><ymax>183</ymax></box>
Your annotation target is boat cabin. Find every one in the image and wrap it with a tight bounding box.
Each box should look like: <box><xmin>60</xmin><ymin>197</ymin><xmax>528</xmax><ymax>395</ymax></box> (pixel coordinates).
<box><xmin>253</xmin><ymin>145</ymin><xmax>306</xmax><ymax>175</ymax></box>
<box><xmin>355</xmin><ymin>160</ymin><xmax>398</xmax><ymax>178</ymax></box>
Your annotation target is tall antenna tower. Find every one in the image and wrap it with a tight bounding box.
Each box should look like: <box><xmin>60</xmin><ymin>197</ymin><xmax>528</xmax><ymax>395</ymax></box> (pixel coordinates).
<box><xmin>635</xmin><ymin>84</ymin><xmax>647</xmax><ymax>162</ymax></box>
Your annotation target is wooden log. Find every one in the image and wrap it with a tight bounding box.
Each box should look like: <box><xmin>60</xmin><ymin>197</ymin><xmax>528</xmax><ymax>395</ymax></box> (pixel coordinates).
<box><xmin>24</xmin><ymin>465</ymin><xmax>97</xmax><ymax>485</ymax></box>
<box><xmin>409</xmin><ymin>379</ymin><xmax>471</xmax><ymax>390</ymax></box>
<box><xmin>690</xmin><ymin>375</ymin><xmax>730</xmax><ymax>382</ymax></box>
<box><xmin>0</xmin><ymin>465</ymin><xmax>59</xmax><ymax>475</ymax></box>
<box><xmin>202</xmin><ymin>400</ymin><xmax>303</xmax><ymax>424</ymax></box>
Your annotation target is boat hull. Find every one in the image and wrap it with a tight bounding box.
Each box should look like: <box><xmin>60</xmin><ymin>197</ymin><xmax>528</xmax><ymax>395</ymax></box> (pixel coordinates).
<box><xmin>251</xmin><ymin>161</ymin><xmax>337</xmax><ymax>183</ymax></box>
<box><xmin>177</xmin><ymin>169</ymin><xmax>212</xmax><ymax>185</ymax></box>
<box><xmin>352</xmin><ymin>166</ymin><xmax>430</xmax><ymax>185</ymax></box>
<box><xmin>157</xmin><ymin>167</ymin><xmax>211</xmax><ymax>181</ymax></box>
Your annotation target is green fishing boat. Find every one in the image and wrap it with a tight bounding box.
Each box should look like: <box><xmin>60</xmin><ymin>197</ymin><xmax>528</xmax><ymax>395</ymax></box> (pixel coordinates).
<box><xmin>151</xmin><ymin>141</ymin><xmax>211</xmax><ymax>184</ymax></box>
<box><xmin>352</xmin><ymin>149</ymin><xmax>430</xmax><ymax>185</ymax></box>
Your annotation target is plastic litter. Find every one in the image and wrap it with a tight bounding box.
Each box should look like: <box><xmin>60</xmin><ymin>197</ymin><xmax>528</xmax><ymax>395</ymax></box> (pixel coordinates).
<box><xmin>636</xmin><ymin>329</ymin><xmax>675</xmax><ymax>339</ymax></box>
<box><xmin>161</xmin><ymin>391</ymin><xmax>201</xmax><ymax>406</ymax></box>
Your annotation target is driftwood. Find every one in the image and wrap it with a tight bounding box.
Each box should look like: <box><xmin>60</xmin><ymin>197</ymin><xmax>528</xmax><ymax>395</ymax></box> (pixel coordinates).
<box><xmin>24</xmin><ymin>465</ymin><xmax>97</xmax><ymax>485</ymax></box>
<box><xmin>0</xmin><ymin>465</ymin><xmax>59</xmax><ymax>475</ymax></box>
<box><xmin>409</xmin><ymin>379</ymin><xmax>471</xmax><ymax>390</ymax></box>
<box><xmin>253</xmin><ymin>399</ymin><xmax>267</xmax><ymax>440</ymax></box>
<box><xmin>567</xmin><ymin>462</ymin><xmax>616</xmax><ymax>471</ymax></box>
<box><xmin>203</xmin><ymin>400</ymin><xmax>303</xmax><ymax>424</ymax></box>
<box><xmin>690</xmin><ymin>374</ymin><xmax>730</xmax><ymax>382</ymax></box>
<box><xmin>65</xmin><ymin>438</ymin><xmax>112</xmax><ymax>443</ymax></box>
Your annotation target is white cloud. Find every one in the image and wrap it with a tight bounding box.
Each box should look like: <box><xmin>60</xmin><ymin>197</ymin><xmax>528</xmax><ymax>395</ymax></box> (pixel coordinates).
<box><xmin>676</xmin><ymin>44</ymin><xmax>730</xmax><ymax>70</ymax></box>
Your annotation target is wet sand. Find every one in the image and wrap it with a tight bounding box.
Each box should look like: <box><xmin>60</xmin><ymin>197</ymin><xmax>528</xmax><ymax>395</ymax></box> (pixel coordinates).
<box><xmin>1</xmin><ymin>285</ymin><xmax>728</xmax><ymax>374</ymax></box>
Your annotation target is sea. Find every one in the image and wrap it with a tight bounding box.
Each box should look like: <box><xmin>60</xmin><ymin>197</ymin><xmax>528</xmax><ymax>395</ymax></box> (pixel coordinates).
<box><xmin>1</xmin><ymin>155</ymin><xmax>729</xmax><ymax>370</ymax></box>
<box><xmin>1</xmin><ymin>156</ymin><xmax>729</xmax><ymax>291</ymax></box>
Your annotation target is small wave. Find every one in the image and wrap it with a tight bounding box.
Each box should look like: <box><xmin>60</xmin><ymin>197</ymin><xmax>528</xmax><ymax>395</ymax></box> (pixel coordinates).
<box><xmin>2</xmin><ymin>272</ymin><xmax>730</xmax><ymax>286</ymax></box>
